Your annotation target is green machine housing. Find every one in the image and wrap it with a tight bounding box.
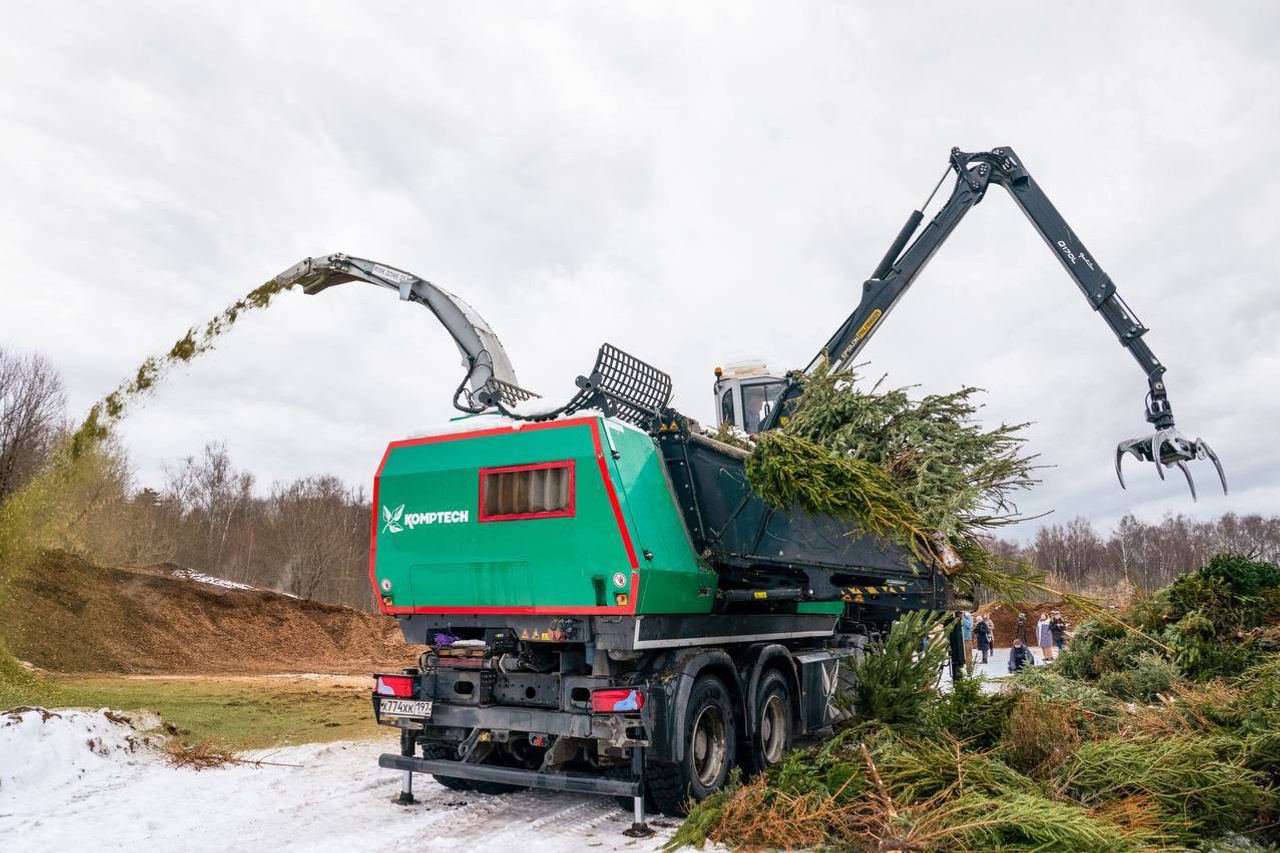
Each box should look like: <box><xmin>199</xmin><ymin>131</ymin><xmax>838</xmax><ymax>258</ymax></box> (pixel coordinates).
<box><xmin>371</xmin><ymin>411</ymin><xmax>947</xmax><ymax>636</ymax></box>
<box><xmin>373</xmin><ymin>415</ymin><xmax>715</xmax><ymax>618</ymax></box>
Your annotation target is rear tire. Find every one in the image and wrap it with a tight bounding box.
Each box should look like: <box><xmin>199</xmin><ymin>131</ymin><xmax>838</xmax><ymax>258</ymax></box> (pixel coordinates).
<box><xmin>648</xmin><ymin>675</ymin><xmax>736</xmax><ymax>817</ymax></box>
<box><xmin>421</xmin><ymin>741</ymin><xmax>472</xmax><ymax>792</ymax></box>
<box><xmin>421</xmin><ymin>740</ymin><xmax>525</xmax><ymax>794</ymax></box>
<box><xmin>744</xmin><ymin>669</ymin><xmax>793</xmax><ymax>773</ymax></box>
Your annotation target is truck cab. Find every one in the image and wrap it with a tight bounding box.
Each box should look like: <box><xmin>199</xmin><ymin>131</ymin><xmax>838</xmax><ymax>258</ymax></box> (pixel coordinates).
<box><xmin>711</xmin><ymin>360</ymin><xmax>787</xmax><ymax>434</ymax></box>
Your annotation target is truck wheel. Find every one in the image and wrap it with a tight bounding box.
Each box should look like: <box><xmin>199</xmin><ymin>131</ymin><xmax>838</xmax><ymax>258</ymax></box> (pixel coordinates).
<box><xmin>421</xmin><ymin>741</ymin><xmax>524</xmax><ymax>794</ymax></box>
<box><xmin>466</xmin><ymin>742</ymin><xmax>526</xmax><ymax>795</ymax></box>
<box><xmin>421</xmin><ymin>742</ymin><xmax>472</xmax><ymax>792</ymax></box>
<box><xmin>744</xmin><ymin>669</ymin><xmax>793</xmax><ymax>773</ymax></box>
<box><xmin>648</xmin><ymin>675</ymin><xmax>736</xmax><ymax>817</ymax></box>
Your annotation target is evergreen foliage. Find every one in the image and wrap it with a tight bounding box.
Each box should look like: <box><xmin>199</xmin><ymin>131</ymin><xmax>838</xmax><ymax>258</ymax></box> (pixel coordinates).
<box><xmin>846</xmin><ymin>610</ymin><xmax>949</xmax><ymax>727</ymax></box>
<box><xmin>773</xmin><ymin>361</ymin><xmax>1038</xmax><ymax>537</ymax></box>
<box><xmin>743</xmin><ymin>360</ymin><xmax>1049</xmax><ymax>601</ymax></box>
<box><xmin>671</xmin><ymin>552</ymin><xmax>1280</xmax><ymax>852</ymax></box>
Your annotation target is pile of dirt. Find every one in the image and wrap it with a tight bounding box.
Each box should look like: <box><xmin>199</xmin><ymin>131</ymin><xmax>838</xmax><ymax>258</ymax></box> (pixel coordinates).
<box><xmin>0</xmin><ymin>551</ymin><xmax>415</xmax><ymax>675</ymax></box>
<box><xmin>974</xmin><ymin>599</ymin><xmax>1096</xmax><ymax>647</ymax></box>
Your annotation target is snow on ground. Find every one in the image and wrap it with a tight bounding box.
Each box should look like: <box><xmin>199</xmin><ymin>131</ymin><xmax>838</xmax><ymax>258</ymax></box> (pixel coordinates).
<box><xmin>971</xmin><ymin>646</ymin><xmax>1016</xmax><ymax>683</ymax></box>
<box><xmin>168</xmin><ymin>568</ymin><xmax>298</xmax><ymax>598</ymax></box>
<box><xmin>168</xmin><ymin>568</ymin><xmax>258</xmax><ymax>591</ymax></box>
<box><xmin>0</xmin><ymin>707</ymin><xmax>165</xmax><ymax>796</ymax></box>
<box><xmin>942</xmin><ymin>646</ymin><xmax>1058</xmax><ymax>693</ymax></box>
<box><xmin>972</xmin><ymin>646</ymin><xmax>1061</xmax><ymax>681</ymax></box>
<box><xmin>0</xmin><ymin>708</ymin><xmax>679</xmax><ymax>853</ymax></box>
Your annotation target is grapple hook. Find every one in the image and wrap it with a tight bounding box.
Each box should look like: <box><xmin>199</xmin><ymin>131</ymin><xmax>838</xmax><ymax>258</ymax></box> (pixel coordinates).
<box><xmin>1174</xmin><ymin>460</ymin><xmax>1196</xmax><ymax>501</ymax></box>
<box><xmin>1115</xmin><ymin>427</ymin><xmax>1226</xmax><ymax>500</ymax></box>
<box><xmin>1195</xmin><ymin>438</ymin><xmax>1228</xmax><ymax>496</ymax></box>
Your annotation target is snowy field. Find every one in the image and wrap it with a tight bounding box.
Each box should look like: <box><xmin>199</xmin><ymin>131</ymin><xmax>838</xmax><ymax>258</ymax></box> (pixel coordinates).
<box><xmin>0</xmin><ymin>707</ymin><xmax>679</xmax><ymax>853</ymax></box>
<box><xmin>970</xmin><ymin>646</ymin><xmax>1020</xmax><ymax>682</ymax></box>
<box><xmin>947</xmin><ymin>646</ymin><xmax>1056</xmax><ymax>690</ymax></box>
<box><xmin>1</xmin><ymin>653</ymin><xmax>1038</xmax><ymax>852</ymax></box>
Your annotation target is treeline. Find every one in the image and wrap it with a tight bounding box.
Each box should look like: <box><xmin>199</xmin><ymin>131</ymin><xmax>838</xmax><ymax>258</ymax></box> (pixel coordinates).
<box><xmin>989</xmin><ymin>513</ymin><xmax>1280</xmax><ymax>597</ymax></box>
<box><xmin>113</xmin><ymin>442</ymin><xmax>374</xmax><ymax>608</ymax></box>
<box><xmin>0</xmin><ymin>346</ymin><xmax>375</xmax><ymax>610</ymax></box>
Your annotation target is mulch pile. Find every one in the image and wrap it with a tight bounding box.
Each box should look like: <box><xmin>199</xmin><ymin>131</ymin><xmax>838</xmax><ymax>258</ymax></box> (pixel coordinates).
<box><xmin>1</xmin><ymin>550</ymin><xmax>414</xmax><ymax>674</ymax></box>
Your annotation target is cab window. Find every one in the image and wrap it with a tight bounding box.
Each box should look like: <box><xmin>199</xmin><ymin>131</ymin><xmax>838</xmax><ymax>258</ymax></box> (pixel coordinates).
<box><xmin>742</xmin><ymin>382</ymin><xmax>786</xmax><ymax>433</ymax></box>
<box><xmin>719</xmin><ymin>389</ymin><xmax>735</xmax><ymax>426</ymax></box>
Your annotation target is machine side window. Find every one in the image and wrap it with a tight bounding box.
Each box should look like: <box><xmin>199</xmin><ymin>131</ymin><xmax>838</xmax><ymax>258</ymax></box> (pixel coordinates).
<box><xmin>720</xmin><ymin>389</ymin><xmax>735</xmax><ymax>426</ymax></box>
<box><xmin>742</xmin><ymin>381</ymin><xmax>786</xmax><ymax>434</ymax></box>
<box><xmin>480</xmin><ymin>461</ymin><xmax>575</xmax><ymax>521</ymax></box>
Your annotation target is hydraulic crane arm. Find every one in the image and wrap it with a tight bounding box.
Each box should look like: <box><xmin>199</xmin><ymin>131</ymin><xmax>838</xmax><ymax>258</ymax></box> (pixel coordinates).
<box><xmin>767</xmin><ymin>146</ymin><xmax>1225</xmax><ymax>498</ymax></box>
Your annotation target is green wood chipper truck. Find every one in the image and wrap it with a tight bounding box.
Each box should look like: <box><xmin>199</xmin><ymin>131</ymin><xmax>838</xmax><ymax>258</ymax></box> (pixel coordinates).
<box><xmin>275</xmin><ymin>146</ymin><xmax>1222</xmax><ymax>833</ymax></box>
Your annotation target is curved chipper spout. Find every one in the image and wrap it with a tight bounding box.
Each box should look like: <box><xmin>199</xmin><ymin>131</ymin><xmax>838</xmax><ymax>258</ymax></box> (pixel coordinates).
<box><xmin>274</xmin><ymin>254</ymin><xmax>538</xmax><ymax>413</ymax></box>
<box><xmin>1116</xmin><ymin>427</ymin><xmax>1227</xmax><ymax>501</ymax></box>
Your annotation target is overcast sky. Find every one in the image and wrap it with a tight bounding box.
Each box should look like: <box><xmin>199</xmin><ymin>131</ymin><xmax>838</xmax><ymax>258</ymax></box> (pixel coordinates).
<box><xmin>2</xmin><ymin>2</ymin><xmax>1278</xmax><ymax>538</ymax></box>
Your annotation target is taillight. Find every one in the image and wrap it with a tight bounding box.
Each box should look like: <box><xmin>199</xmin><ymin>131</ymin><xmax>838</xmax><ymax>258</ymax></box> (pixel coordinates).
<box><xmin>592</xmin><ymin>688</ymin><xmax>644</xmax><ymax>713</ymax></box>
<box><xmin>375</xmin><ymin>675</ymin><xmax>416</xmax><ymax>697</ymax></box>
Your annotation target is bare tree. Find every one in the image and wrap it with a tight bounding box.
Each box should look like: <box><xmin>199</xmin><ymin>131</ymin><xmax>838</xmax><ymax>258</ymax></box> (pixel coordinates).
<box><xmin>998</xmin><ymin>512</ymin><xmax>1280</xmax><ymax>595</ymax></box>
<box><xmin>0</xmin><ymin>347</ymin><xmax>66</xmax><ymax>504</ymax></box>
<box><xmin>116</xmin><ymin>487</ymin><xmax>181</xmax><ymax>565</ymax></box>
<box><xmin>163</xmin><ymin>441</ymin><xmax>255</xmax><ymax>576</ymax></box>
<box><xmin>264</xmin><ymin>475</ymin><xmax>362</xmax><ymax>600</ymax></box>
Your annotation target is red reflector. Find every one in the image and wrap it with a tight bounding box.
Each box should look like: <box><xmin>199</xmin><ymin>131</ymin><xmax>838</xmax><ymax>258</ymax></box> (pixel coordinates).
<box><xmin>375</xmin><ymin>675</ymin><xmax>416</xmax><ymax>698</ymax></box>
<box><xmin>591</xmin><ymin>688</ymin><xmax>644</xmax><ymax>713</ymax></box>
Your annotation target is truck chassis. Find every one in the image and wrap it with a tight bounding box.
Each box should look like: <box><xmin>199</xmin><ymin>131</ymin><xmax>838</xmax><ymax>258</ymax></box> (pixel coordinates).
<box><xmin>374</xmin><ymin>611</ymin><xmax>863</xmax><ymax>831</ymax></box>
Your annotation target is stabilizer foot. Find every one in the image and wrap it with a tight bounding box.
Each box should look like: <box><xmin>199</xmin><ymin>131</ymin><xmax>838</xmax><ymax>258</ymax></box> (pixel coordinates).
<box><xmin>395</xmin><ymin>768</ymin><xmax>415</xmax><ymax>805</ymax></box>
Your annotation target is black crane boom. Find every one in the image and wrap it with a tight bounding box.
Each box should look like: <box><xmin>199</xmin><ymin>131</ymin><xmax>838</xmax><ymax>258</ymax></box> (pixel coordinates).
<box><xmin>766</xmin><ymin>146</ymin><xmax>1224</xmax><ymax>498</ymax></box>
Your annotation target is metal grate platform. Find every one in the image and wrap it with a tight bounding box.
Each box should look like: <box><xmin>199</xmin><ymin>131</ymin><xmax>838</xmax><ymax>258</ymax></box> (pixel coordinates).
<box><xmin>565</xmin><ymin>343</ymin><xmax>673</xmax><ymax>427</ymax></box>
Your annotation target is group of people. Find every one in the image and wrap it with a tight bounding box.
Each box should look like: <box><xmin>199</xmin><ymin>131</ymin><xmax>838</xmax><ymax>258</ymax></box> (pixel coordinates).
<box><xmin>951</xmin><ymin>609</ymin><xmax>1071</xmax><ymax>672</ymax></box>
<box><xmin>1008</xmin><ymin>610</ymin><xmax>1071</xmax><ymax>672</ymax></box>
<box><xmin>955</xmin><ymin>611</ymin><xmax>998</xmax><ymax>664</ymax></box>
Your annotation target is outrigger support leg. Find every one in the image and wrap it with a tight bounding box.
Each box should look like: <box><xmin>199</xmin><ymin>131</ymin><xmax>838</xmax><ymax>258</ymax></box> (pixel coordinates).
<box><xmin>394</xmin><ymin>728</ymin><xmax>416</xmax><ymax>805</ymax></box>
<box><xmin>622</xmin><ymin>745</ymin><xmax>654</xmax><ymax>838</ymax></box>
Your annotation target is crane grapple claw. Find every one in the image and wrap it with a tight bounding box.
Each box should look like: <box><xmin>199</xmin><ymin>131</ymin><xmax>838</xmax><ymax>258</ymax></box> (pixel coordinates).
<box><xmin>1114</xmin><ymin>427</ymin><xmax>1226</xmax><ymax>498</ymax></box>
<box><xmin>1195</xmin><ymin>438</ymin><xmax>1228</xmax><ymax>495</ymax></box>
<box><xmin>1175</xmin><ymin>460</ymin><xmax>1197</xmax><ymax>502</ymax></box>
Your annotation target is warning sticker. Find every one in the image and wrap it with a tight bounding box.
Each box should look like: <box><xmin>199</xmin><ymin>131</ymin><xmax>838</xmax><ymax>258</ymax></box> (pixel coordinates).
<box><xmin>855</xmin><ymin>309</ymin><xmax>883</xmax><ymax>340</ymax></box>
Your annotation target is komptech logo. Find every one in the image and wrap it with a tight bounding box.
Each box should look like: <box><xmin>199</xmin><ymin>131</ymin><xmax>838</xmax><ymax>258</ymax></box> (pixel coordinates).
<box><xmin>381</xmin><ymin>504</ymin><xmax>470</xmax><ymax>533</ymax></box>
<box><xmin>382</xmin><ymin>504</ymin><xmax>405</xmax><ymax>534</ymax></box>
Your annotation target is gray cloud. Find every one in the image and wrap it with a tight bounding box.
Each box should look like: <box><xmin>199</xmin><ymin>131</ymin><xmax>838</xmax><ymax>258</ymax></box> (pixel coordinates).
<box><xmin>2</xmin><ymin>2</ymin><xmax>1278</xmax><ymax>538</ymax></box>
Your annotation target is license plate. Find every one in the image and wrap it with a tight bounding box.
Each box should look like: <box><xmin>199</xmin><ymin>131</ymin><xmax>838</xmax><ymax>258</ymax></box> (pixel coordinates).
<box><xmin>380</xmin><ymin>698</ymin><xmax>433</xmax><ymax>718</ymax></box>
